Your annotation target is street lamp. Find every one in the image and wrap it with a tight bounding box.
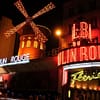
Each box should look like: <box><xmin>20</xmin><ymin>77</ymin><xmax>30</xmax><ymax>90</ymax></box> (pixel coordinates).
<box><xmin>55</xmin><ymin>28</ymin><xmax>62</xmax><ymax>50</ymax></box>
<box><xmin>55</xmin><ymin>29</ymin><xmax>62</xmax><ymax>37</ymax></box>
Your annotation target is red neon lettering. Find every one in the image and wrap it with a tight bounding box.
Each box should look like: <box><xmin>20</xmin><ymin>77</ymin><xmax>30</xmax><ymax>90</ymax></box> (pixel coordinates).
<box><xmin>58</xmin><ymin>45</ymin><xmax>100</xmax><ymax>66</ymax></box>
<box><xmin>70</xmin><ymin>48</ymin><xmax>77</xmax><ymax>62</ymax></box>
<box><xmin>80</xmin><ymin>22</ymin><xmax>88</xmax><ymax>38</ymax></box>
<box><xmin>89</xmin><ymin>46</ymin><xmax>97</xmax><ymax>60</ymax></box>
<box><xmin>72</xmin><ymin>24</ymin><xmax>75</xmax><ymax>41</ymax></box>
<box><xmin>80</xmin><ymin>47</ymin><xmax>88</xmax><ymax>61</ymax></box>
<box><xmin>89</xmin><ymin>24</ymin><xmax>92</xmax><ymax>40</ymax></box>
<box><xmin>66</xmin><ymin>49</ymin><xmax>69</xmax><ymax>63</ymax></box>
<box><xmin>58</xmin><ymin>52</ymin><xmax>62</xmax><ymax>66</ymax></box>
<box><xmin>62</xmin><ymin>51</ymin><xmax>67</xmax><ymax>65</ymax></box>
<box><xmin>98</xmin><ymin>46</ymin><xmax>100</xmax><ymax>59</ymax></box>
<box><xmin>62</xmin><ymin>69</ymin><xmax>68</xmax><ymax>86</ymax></box>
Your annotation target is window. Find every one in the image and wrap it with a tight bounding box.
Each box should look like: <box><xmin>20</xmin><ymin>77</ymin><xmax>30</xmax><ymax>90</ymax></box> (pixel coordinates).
<box><xmin>21</xmin><ymin>41</ymin><xmax>25</xmax><ymax>48</ymax></box>
<box><xmin>40</xmin><ymin>43</ymin><xmax>44</xmax><ymax>50</ymax></box>
<box><xmin>26</xmin><ymin>40</ymin><xmax>31</xmax><ymax>47</ymax></box>
<box><xmin>33</xmin><ymin>40</ymin><xmax>38</xmax><ymax>48</ymax></box>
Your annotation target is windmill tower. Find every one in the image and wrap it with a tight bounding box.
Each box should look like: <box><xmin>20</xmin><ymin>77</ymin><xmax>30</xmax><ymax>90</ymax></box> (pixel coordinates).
<box><xmin>4</xmin><ymin>0</ymin><xmax>55</xmax><ymax>59</ymax></box>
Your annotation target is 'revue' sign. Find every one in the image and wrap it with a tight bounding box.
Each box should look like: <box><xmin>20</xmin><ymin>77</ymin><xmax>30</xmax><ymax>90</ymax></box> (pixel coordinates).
<box><xmin>71</xmin><ymin>70</ymin><xmax>100</xmax><ymax>84</ymax></box>
<box><xmin>58</xmin><ymin>45</ymin><xmax>100</xmax><ymax>66</ymax></box>
<box><xmin>0</xmin><ymin>54</ymin><xmax>30</xmax><ymax>67</ymax></box>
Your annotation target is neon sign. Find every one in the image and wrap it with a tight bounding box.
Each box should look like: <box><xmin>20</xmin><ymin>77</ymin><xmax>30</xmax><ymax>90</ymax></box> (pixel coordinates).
<box><xmin>58</xmin><ymin>45</ymin><xmax>100</xmax><ymax>66</ymax></box>
<box><xmin>64</xmin><ymin>62</ymin><xmax>100</xmax><ymax>70</ymax></box>
<box><xmin>0</xmin><ymin>54</ymin><xmax>30</xmax><ymax>67</ymax></box>
<box><xmin>72</xmin><ymin>21</ymin><xmax>91</xmax><ymax>41</ymax></box>
<box><xmin>71</xmin><ymin>70</ymin><xmax>100</xmax><ymax>84</ymax></box>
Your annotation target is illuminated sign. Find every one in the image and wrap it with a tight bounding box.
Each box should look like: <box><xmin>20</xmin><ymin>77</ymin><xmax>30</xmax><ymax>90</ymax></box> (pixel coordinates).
<box><xmin>71</xmin><ymin>70</ymin><xmax>100</xmax><ymax>84</ymax></box>
<box><xmin>58</xmin><ymin>45</ymin><xmax>100</xmax><ymax>66</ymax></box>
<box><xmin>0</xmin><ymin>54</ymin><xmax>30</xmax><ymax>67</ymax></box>
<box><xmin>72</xmin><ymin>21</ymin><xmax>91</xmax><ymax>41</ymax></box>
<box><xmin>64</xmin><ymin>62</ymin><xmax>100</xmax><ymax>70</ymax></box>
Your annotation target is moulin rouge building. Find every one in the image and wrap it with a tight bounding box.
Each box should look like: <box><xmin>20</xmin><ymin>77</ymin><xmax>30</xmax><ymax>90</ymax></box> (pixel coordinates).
<box><xmin>58</xmin><ymin>20</ymin><xmax>100</xmax><ymax>100</ymax></box>
<box><xmin>56</xmin><ymin>0</ymin><xmax>100</xmax><ymax>100</ymax></box>
<box><xmin>57</xmin><ymin>15</ymin><xmax>100</xmax><ymax>100</ymax></box>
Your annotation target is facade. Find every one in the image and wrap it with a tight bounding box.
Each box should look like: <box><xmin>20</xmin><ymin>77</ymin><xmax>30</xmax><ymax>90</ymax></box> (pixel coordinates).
<box><xmin>0</xmin><ymin>16</ymin><xmax>15</xmax><ymax>59</ymax></box>
<box><xmin>0</xmin><ymin>16</ymin><xmax>59</xmax><ymax>100</ymax></box>
<box><xmin>57</xmin><ymin>0</ymin><xmax>100</xmax><ymax>100</ymax></box>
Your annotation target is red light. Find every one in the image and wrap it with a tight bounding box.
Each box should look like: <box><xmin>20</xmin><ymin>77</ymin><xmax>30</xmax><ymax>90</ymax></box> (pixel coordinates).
<box><xmin>2</xmin><ymin>74</ymin><xmax>10</xmax><ymax>81</ymax></box>
<box><xmin>62</xmin><ymin>69</ymin><xmax>68</xmax><ymax>86</ymax></box>
<box><xmin>58</xmin><ymin>45</ymin><xmax>100</xmax><ymax>66</ymax></box>
<box><xmin>72</xmin><ymin>22</ymin><xmax>91</xmax><ymax>41</ymax></box>
<box><xmin>80</xmin><ymin>46</ymin><xmax>88</xmax><ymax>61</ymax></box>
<box><xmin>89</xmin><ymin>46</ymin><xmax>97</xmax><ymax>60</ymax></box>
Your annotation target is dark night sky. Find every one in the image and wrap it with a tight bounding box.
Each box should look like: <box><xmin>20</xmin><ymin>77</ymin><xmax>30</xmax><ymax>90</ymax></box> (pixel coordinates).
<box><xmin>0</xmin><ymin>0</ymin><xmax>66</xmax><ymax>51</ymax></box>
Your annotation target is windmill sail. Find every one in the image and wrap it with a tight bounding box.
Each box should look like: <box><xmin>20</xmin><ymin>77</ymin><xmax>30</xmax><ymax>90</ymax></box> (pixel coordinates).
<box><xmin>4</xmin><ymin>0</ymin><xmax>55</xmax><ymax>43</ymax></box>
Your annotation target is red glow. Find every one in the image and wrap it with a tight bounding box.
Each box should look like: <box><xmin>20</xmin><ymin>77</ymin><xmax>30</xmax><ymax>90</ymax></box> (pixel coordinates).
<box><xmin>58</xmin><ymin>45</ymin><xmax>100</xmax><ymax>66</ymax></box>
<box><xmin>70</xmin><ymin>48</ymin><xmax>77</xmax><ymax>62</ymax></box>
<box><xmin>2</xmin><ymin>74</ymin><xmax>10</xmax><ymax>81</ymax></box>
<box><xmin>89</xmin><ymin>46</ymin><xmax>97</xmax><ymax>60</ymax></box>
<box><xmin>58</xmin><ymin>52</ymin><xmax>62</xmax><ymax>66</ymax></box>
<box><xmin>62</xmin><ymin>68</ymin><xmax>68</xmax><ymax>86</ymax></box>
<box><xmin>72</xmin><ymin>22</ymin><xmax>91</xmax><ymax>41</ymax></box>
<box><xmin>62</xmin><ymin>51</ymin><xmax>67</xmax><ymax>65</ymax></box>
<box><xmin>80</xmin><ymin>47</ymin><xmax>88</xmax><ymax>61</ymax></box>
<box><xmin>92</xmin><ymin>29</ymin><xmax>100</xmax><ymax>39</ymax></box>
<box><xmin>80</xmin><ymin>22</ymin><xmax>89</xmax><ymax>38</ymax></box>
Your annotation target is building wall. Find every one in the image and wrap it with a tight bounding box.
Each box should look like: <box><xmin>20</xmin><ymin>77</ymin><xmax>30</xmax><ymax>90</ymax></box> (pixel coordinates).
<box><xmin>0</xmin><ymin>16</ymin><xmax>15</xmax><ymax>58</ymax></box>
<box><xmin>57</xmin><ymin>0</ymin><xmax>100</xmax><ymax>99</ymax></box>
<box><xmin>60</xmin><ymin>0</ymin><xmax>100</xmax><ymax>49</ymax></box>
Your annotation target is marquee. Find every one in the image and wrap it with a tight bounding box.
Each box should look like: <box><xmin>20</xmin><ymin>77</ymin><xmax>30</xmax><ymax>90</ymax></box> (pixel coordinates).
<box><xmin>0</xmin><ymin>53</ymin><xmax>30</xmax><ymax>67</ymax></box>
<box><xmin>58</xmin><ymin>45</ymin><xmax>100</xmax><ymax>66</ymax></box>
<box><xmin>71</xmin><ymin>70</ymin><xmax>100</xmax><ymax>84</ymax></box>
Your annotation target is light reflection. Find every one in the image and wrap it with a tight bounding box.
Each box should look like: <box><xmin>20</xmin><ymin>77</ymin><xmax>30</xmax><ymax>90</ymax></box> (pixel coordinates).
<box><xmin>89</xmin><ymin>86</ymin><xmax>92</xmax><ymax>90</ymax></box>
<box><xmin>94</xmin><ymin>86</ymin><xmax>97</xmax><ymax>90</ymax></box>
<box><xmin>70</xmin><ymin>84</ymin><xmax>74</xmax><ymax>88</ymax></box>
<box><xmin>76</xmin><ymin>84</ymin><xmax>81</xmax><ymax>89</ymax></box>
<box><xmin>0</xmin><ymin>67</ymin><xmax>7</xmax><ymax>74</ymax></box>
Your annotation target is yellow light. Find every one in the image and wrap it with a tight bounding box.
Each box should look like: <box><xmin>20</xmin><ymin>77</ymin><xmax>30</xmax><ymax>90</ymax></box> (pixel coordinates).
<box><xmin>76</xmin><ymin>84</ymin><xmax>81</xmax><ymax>89</ymax></box>
<box><xmin>89</xmin><ymin>86</ymin><xmax>92</xmax><ymax>90</ymax></box>
<box><xmin>82</xmin><ymin>85</ymin><xmax>87</xmax><ymax>89</ymax></box>
<box><xmin>68</xmin><ymin>90</ymin><xmax>71</xmax><ymax>98</ymax></box>
<box><xmin>94</xmin><ymin>86</ymin><xmax>97</xmax><ymax>90</ymax></box>
<box><xmin>71</xmin><ymin>70</ymin><xmax>100</xmax><ymax>85</ymax></box>
<box><xmin>70</xmin><ymin>84</ymin><xmax>74</xmax><ymax>88</ymax></box>
<box><xmin>55</xmin><ymin>29</ymin><xmax>62</xmax><ymax>36</ymax></box>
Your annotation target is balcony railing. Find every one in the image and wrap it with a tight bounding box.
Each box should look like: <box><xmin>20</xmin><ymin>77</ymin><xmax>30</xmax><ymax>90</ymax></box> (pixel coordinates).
<box><xmin>45</xmin><ymin>48</ymin><xmax>60</xmax><ymax>57</ymax></box>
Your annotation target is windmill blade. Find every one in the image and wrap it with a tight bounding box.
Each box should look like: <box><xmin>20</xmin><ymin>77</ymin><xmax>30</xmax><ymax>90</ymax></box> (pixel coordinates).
<box><xmin>4</xmin><ymin>21</ymin><xmax>26</xmax><ymax>38</ymax></box>
<box><xmin>14</xmin><ymin>0</ymin><xmax>29</xmax><ymax>18</ymax></box>
<box><xmin>30</xmin><ymin>21</ymin><xmax>48</xmax><ymax>42</ymax></box>
<box><xmin>32</xmin><ymin>2</ymin><xmax>55</xmax><ymax>19</ymax></box>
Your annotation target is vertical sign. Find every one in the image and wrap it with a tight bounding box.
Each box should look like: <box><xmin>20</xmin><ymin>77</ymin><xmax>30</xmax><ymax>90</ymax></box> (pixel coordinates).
<box><xmin>72</xmin><ymin>22</ymin><xmax>91</xmax><ymax>41</ymax></box>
